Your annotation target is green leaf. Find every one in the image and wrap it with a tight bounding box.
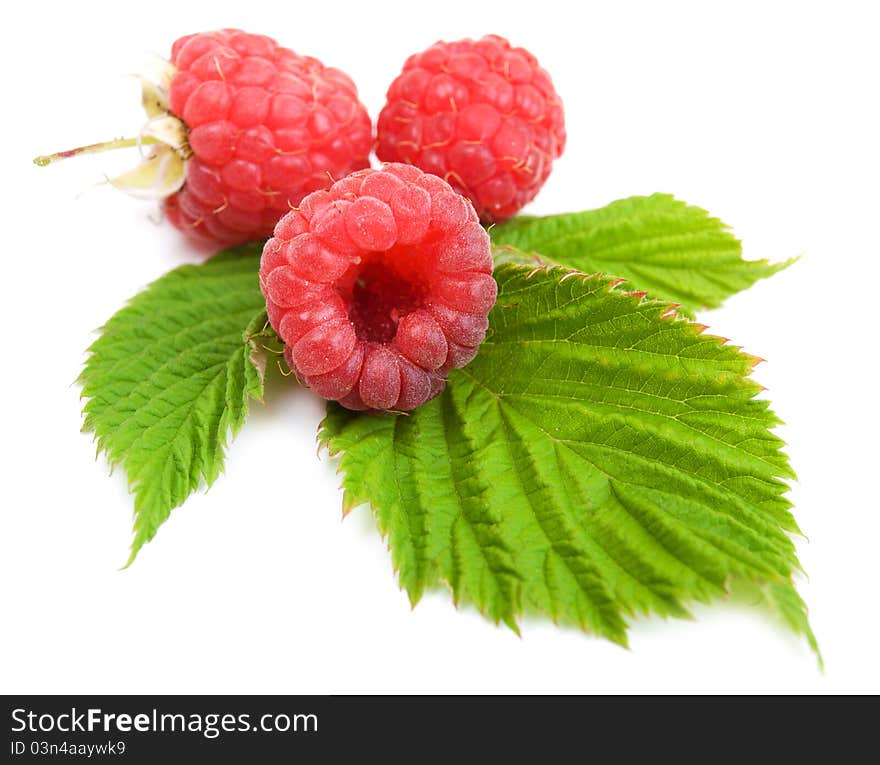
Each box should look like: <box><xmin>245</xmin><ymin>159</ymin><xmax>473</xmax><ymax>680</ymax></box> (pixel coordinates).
<box><xmin>320</xmin><ymin>263</ymin><xmax>817</xmax><ymax>658</ymax></box>
<box><xmin>489</xmin><ymin>194</ymin><xmax>794</xmax><ymax>315</ymax></box>
<box><xmin>80</xmin><ymin>244</ymin><xmax>271</xmax><ymax>564</ymax></box>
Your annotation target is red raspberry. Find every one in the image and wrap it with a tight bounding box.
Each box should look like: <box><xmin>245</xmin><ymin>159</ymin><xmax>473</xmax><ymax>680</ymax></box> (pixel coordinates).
<box><xmin>260</xmin><ymin>163</ymin><xmax>496</xmax><ymax>411</ymax></box>
<box><xmin>166</xmin><ymin>30</ymin><xmax>371</xmax><ymax>244</ymax></box>
<box><xmin>376</xmin><ymin>35</ymin><xmax>565</xmax><ymax>223</ymax></box>
<box><xmin>36</xmin><ymin>29</ymin><xmax>372</xmax><ymax>247</ymax></box>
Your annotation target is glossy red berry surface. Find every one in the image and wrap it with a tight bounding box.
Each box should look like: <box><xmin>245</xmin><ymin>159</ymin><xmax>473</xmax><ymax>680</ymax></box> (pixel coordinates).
<box><xmin>260</xmin><ymin>163</ymin><xmax>496</xmax><ymax>411</ymax></box>
<box><xmin>166</xmin><ymin>29</ymin><xmax>372</xmax><ymax>245</ymax></box>
<box><xmin>376</xmin><ymin>35</ymin><xmax>565</xmax><ymax>223</ymax></box>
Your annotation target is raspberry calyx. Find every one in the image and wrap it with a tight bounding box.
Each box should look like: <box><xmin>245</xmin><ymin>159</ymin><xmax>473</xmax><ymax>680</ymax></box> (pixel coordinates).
<box><xmin>261</xmin><ymin>163</ymin><xmax>496</xmax><ymax>411</ymax></box>
<box><xmin>34</xmin><ymin>56</ymin><xmax>188</xmax><ymax>199</ymax></box>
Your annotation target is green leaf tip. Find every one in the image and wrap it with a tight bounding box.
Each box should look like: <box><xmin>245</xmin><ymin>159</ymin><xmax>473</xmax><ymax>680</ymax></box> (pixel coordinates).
<box><xmin>321</xmin><ymin>262</ymin><xmax>816</xmax><ymax>659</ymax></box>
<box><xmin>80</xmin><ymin>244</ymin><xmax>269</xmax><ymax>565</ymax></box>
<box><xmin>489</xmin><ymin>194</ymin><xmax>795</xmax><ymax>315</ymax></box>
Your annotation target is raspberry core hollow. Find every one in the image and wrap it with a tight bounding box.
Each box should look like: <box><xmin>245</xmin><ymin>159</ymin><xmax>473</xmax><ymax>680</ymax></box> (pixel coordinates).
<box><xmin>260</xmin><ymin>163</ymin><xmax>496</xmax><ymax>411</ymax></box>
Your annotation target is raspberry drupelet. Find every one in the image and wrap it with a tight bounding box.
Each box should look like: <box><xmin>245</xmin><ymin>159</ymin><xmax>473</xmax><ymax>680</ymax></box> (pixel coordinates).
<box><xmin>260</xmin><ymin>163</ymin><xmax>496</xmax><ymax>411</ymax></box>
<box><xmin>376</xmin><ymin>35</ymin><xmax>565</xmax><ymax>223</ymax></box>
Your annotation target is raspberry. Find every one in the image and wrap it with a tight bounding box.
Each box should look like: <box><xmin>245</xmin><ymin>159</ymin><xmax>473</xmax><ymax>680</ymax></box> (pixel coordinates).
<box><xmin>261</xmin><ymin>163</ymin><xmax>496</xmax><ymax>411</ymax></box>
<box><xmin>36</xmin><ymin>29</ymin><xmax>372</xmax><ymax>246</ymax></box>
<box><xmin>376</xmin><ymin>35</ymin><xmax>565</xmax><ymax>223</ymax></box>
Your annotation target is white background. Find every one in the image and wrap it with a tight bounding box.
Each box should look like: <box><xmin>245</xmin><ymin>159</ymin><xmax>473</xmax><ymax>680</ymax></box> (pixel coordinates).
<box><xmin>2</xmin><ymin>0</ymin><xmax>878</xmax><ymax>693</ymax></box>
